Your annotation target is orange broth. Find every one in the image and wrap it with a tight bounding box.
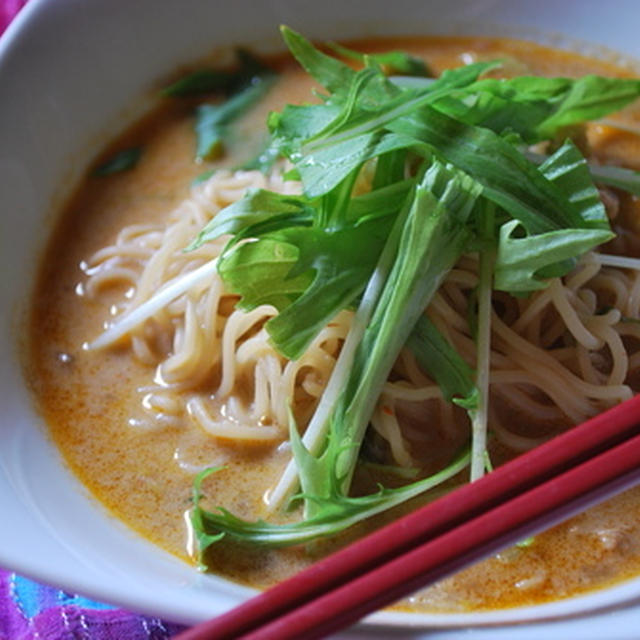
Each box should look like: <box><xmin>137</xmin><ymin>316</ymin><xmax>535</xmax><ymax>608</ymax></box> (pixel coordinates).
<box><xmin>26</xmin><ymin>36</ymin><xmax>640</xmax><ymax>612</ymax></box>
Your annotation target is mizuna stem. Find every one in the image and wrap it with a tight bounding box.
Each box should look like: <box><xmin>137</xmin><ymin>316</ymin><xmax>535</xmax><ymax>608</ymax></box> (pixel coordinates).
<box><xmin>88</xmin><ymin>258</ymin><xmax>218</xmax><ymax>350</ymax></box>
<box><xmin>470</xmin><ymin>205</ymin><xmax>495</xmax><ymax>482</ymax></box>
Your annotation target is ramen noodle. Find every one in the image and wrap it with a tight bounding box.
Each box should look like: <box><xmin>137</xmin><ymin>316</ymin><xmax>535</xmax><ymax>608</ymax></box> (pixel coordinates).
<box><xmin>27</xmin><ymin>35</ymin><xmax>640</xmax><ymax>612</ymax></box>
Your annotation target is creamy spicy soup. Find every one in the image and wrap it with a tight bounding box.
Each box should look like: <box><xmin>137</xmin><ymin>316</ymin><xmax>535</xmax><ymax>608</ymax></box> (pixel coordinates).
<box><xmin>27</xmin><ymin>36</ymin><xmax>640</xmax><ymax>613</ymax></box>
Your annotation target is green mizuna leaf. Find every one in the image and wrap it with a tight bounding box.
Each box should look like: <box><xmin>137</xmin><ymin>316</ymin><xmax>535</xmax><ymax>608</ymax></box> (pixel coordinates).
<box><xmin>494</xmin><ymin>220</ymin><xmax>614</xmax><ymax>292</ymax></box>
<box><xmin>537</xmin><ymin>139</ymin><xmax>609</xmax><ymax>228</ymax></box>
<box><xmin>302</xmin><ymin>66</ymin><xmax>407</xmax><ymax>146</ymax></box>
<box><xmin>190</xmin><ymin>159</ymin><xmax>482</xmax><ymax>555</ymax></box>
<box><xmin>177</xmin><ymin>29</ymin><xmax>640</xmax><ymax>554</ymax></box>
<box><xmin>163</xmin><ymin>69</ymin><xmax>236</xmax><ymax>98</ymax></box>
<box><xmin>429</xmin><ymin>76</ymin><xmax>571</xmax><ymax>141</ymax></box>
<box><xmin>192</xmin><ymin>447</ymin><xmax>469</xmax><ymax>555</ymax></box>
<box><xmin>296</xmin><ymin>61</ymin><xmax>500</xmax><ymax>157</ymax></box>
<box><xmin>190</xmin><ymin>468</ymin><xmax>227</xmax><ymax>569</ymax></box>
<box><xmin>93</xmin><ymin>147</ymin><xmax>141</xmax><ymax>176</ymax></box>
<box><xmin>274</xmin><ymin>29</ymin><xmax>498</xmax><ymax>179</ymax></box>
<box><xmin>191</xmin><ymin>169</ymin><xmax>216</xmax><ymax>185</ymax></box>
<box><xmin>223</xmin><ymin>214</ymin><xmax>395</xmax><ymax>359</ymax></box>
<box><xmin>537</xmin><ymin>75</ymin><xmax>640</xmax><ymax>138</ymax></box>
<box><xmin>429</xmin><ymin>74</ymin><xmax>640</xmax><ymax>142</ymax></box>
<box><xmin>406</xmin><ymin>315</ymin><xmax>477</xmax><ymax>404</ymax></box>
<box><xmin>328</xmin><ymin>41</ymin><xmax>433</xmax><ymax>77</ymax></box>
<box><xmin>219</xmin><ymin>239</ymin><xmax>314</xmax><ymax>311</ymax></box>
<box><xmin>297</xmin><ymin>159</ymin><xmax>482</xmax><ymax>511</ymax></box>
<box><xmin>387</xmin><ymin>106</ymin><xmax>583</xmax><ymax>233</ymax></box>
<box><xmin>269</xmin><ymin>102</ymin><xmax>343</xmax><ymax>152</ymax></box>
<box><xmin>195</xmin><ymin>77</ymin><xmax>274</xmax><ymax>160</ymax></box>
<box><xmin>163</xmin><ymin>49</ymin><xmax>272</xmax><ymax>97</ymax></box>
<box><xmin>494</xmin><ymin>139</ymin><xmax>614</xmax><ymax>292</ymax></box>
<box><xmin>526</xmin><ymin>148</ymin><xmax>640</xmax><ymax>197</ymax></box>
<box><xmin>164</xmin><ymin>49</ymin><xmax>276</xmax><ymax>161</ymax></box>
<box><xmin>295</xmin><ymin>131</ymin><xmax>418</xmax><ymax>198</ymax></box>
<box><xmin>187</xmin><ymin>189</ymin><xmax>314</xmax><ymax>250</ymax></box>
<box><xmin>281</xmin><ymin>26</ymin><xmax>357</xmax><ymax>96</ymax></box>
<box><xmin>211</xmin><ymin>177</ymin><xmax>411</xmax><ymax>359</ymax></box>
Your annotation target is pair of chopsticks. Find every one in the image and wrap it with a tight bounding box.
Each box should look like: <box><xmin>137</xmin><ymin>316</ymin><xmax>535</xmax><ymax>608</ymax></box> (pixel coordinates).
<box><xmin>175</xmin><ymin>394</ymin><xmax>640</xmax><ymax>640</ymax></box>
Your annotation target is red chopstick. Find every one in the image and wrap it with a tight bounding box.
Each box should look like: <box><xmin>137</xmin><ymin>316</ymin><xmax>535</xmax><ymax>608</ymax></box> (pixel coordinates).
<box><xmin>174</xmin><ymin>394</ymin><xmax>640</xmax><ymax>640</ymax></box>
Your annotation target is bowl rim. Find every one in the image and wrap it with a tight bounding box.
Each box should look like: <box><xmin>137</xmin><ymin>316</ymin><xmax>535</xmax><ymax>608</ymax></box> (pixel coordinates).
<box><xmin>3</xmin><ymin>0</ymin><xmax>640</xmax><ymax>633</ymax></box>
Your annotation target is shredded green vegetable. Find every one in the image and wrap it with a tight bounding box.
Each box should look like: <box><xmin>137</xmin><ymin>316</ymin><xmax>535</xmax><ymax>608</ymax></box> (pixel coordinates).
<box><xmin>93</xmin><ymin>147</ymin><xmax>142</xmax><ymax>176</ymax></box>
<box><xmin>130</xmin><ymin>27</ymin><xmax>640</xmax><ymax>561</ymax></box>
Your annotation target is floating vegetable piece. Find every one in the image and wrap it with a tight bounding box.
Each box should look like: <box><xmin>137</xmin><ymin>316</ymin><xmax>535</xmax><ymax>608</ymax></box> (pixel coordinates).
<box><xmin>163</xmin><ymin>48</ymin><xmax>273</xmax><ymax>97</ymax></box>
<box><xmin>328</xmin><ymin>41</ymin><xmax>433</xmax><ymax>77</ymax></box>
<box><xmin>195</xmin><ymin>77</ymin><xmax>274</xmax><ymax>160</ymax></box>
<box><xmin>96</xmin><ymin>28</ymin><xmax>640</xmax><ymax>552</ymax></box>
<box><xmin>162</xmin><ymin>69</ymin><xmax>235</xmax><ymax>97</ymax></box>
<box><xmin>93</xmin><ymin>147</ymin><xmax>141</xmax><ymax>176</ymax></box>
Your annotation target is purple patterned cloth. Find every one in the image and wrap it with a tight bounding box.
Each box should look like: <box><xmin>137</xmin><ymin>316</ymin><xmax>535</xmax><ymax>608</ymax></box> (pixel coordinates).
<box><xmin>0</xmin><ymin>570</ymin><xmax>185</xmax><ymax>640</ymax></box>
<box><xmin>0</xmin><ymin>4</ymin><xmax>186</xmax><ymax>637</ymax></box>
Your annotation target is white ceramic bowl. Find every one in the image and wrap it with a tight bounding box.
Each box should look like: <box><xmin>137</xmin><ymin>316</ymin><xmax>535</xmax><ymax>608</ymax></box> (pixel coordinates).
<box><xmin>3</xmin><ymin>1</ymin><xmax>640</xmax><ymax>637</ymax></box>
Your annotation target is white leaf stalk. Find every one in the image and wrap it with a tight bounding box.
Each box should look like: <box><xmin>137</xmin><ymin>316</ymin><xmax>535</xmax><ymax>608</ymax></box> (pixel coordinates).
<box><xmin>596</xmin><ymin>252</ymin><xmax>640</xmax><ymax>271</ymax></box>
<box><xmin>265</xmin><ymin>259</ymin><xmax>389</xmax><ymax>511</ymax></box>
<box><xmin>88</xmin><ymin>258</ymin><xmax>218</xmax><ymax>350</ymax></box>
<box><xmin>470</xmin><ymin>214</ymin><xmax>495</xmax><ymax>482</ymax></box>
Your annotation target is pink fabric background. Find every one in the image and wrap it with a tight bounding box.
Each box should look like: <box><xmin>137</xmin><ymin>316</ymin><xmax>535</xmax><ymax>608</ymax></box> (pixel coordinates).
<box><xmin>0</xmin><ymin>0</ymin><xmax>26</xmax><ymax>33</ymax></box>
